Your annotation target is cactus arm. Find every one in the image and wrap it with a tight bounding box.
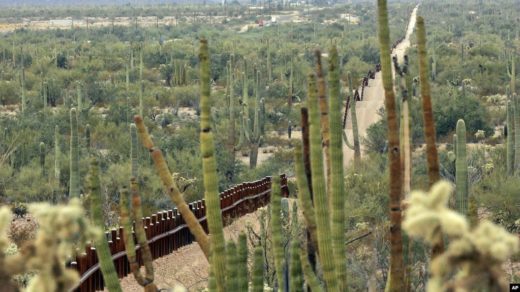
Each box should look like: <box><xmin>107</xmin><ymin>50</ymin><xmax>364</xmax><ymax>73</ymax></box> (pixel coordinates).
<box><xmin>294</xmin><ymin>143</ymin><xmax>318</xmax><ymax>251</ymax></box>
<box><xmin>328</xmin><ymin>45</ymin><xmax>347</xmax><ymax>291</ymax></box>
<box><xmin>299</xmin><ymin>248</ymin><xmax>324</xmax><ymax>292</ymax></box>
<box><xmin>251</xmin><ymin>246</ymin><xmax>264</xmax><ymax>292</ymax></box>
<box><xmin>314</xmin><ymin>51</ymin><xmax>331</xmax><ymax>191</ymax></box>
<box><xmin>87</xmin><ymin>159</ymin><xmax>122</xmax><ymax>292</ymax></box>
<box><xmin>342</xmin><ymin>130</ymin><xmax>355</xmax><ymax>150</ymax></box>
<box><xmin>134</xmin><ymin>116</ymin><xmax>211</xmax><ymax>258</ymax></box>
<box><xmin>199</xmin><ymin>39</ymin><xmax>227</xmax><ymax>292</ymax></box>
<box><xmin>270</xmin><ymin>176</ymin><xmax>286</xmax><ymax>291</ymax></box>
<box><xmin>307</xmin><ymin>74</ymin><xmax>338</xmax><ymax>291</ymax></box>
<box><xmin>237</xmin><ymin>233</ymin><xmax>248</xmax><ymax>291</ymax></box>
<box><xmin>377</xmin><ymin>1</ymin><xmax>405</xmax><ymax>290</ymax></box>
<box><xmin>455</xmin><ymin>120</ymin><xmax>468</xmax><ymax>215</ymax></box>
<box><xmin>69</xmin><ymin>108</ymin><xmax>80</xmax><ymax>198</ymax></box>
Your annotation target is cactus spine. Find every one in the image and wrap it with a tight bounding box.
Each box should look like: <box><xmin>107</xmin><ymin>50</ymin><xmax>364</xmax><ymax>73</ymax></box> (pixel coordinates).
<box><xmin>507</xmin><ymin>99</ymin><xmax>515</xmax><ymax>176</ymax></box>
<box><xmin>307</xmin><ymin>73</ymin><xmax>338</xmax><ymax>291</ymax></box>
<box><xmin>455</xmin><ymin>120</ymin><xmax>468</xmax><ymax>215</ymax></box>
<box><xmin>199</xmin><ymin>39</ymin><xmax>226</xmax><ymax>292</ymax></box>
<box><xmin>377</xmin><ymin>0</ymin><xmax>405</xmax><ymax>290</ymax></box>
<box><xmin>39</xmin><ymin>142</ymin><xmax>45</xmax><ymax>176</ymax></box>
<box><xmin>328</xmin><ymin>46</ymin><xmax>347</xmax><ymax>291</ymax></box>
<box><xmin>87</xmin><ymin>158</ymin><xmax>122</xmax><ymax>292</ymax></box>
<box><xmin>69</xmin><ymin>108</ymin><xmax>80</xmax><ymax>198</ymax></box>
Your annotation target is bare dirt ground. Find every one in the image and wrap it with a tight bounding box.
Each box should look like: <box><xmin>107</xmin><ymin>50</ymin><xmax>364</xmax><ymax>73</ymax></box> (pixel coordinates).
<box><xmin>343</xmin><ymin>5</ymin><xmax>418</xmax><ymax>167</ymax></box>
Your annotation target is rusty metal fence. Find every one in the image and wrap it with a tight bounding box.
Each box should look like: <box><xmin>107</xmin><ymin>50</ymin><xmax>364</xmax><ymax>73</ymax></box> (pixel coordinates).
<box><xmin>69</xmin><ymin>174</ymin><xmax>289</xmax><ymax>292</ymax></box>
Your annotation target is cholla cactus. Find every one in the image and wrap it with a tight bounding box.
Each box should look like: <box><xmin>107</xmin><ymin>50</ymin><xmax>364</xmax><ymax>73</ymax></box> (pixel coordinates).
<box><xmin>0</xmin><ymin>199</ymin><xmax>99</xmax><ymax>292</ymax></box>
<box><xmin>403</xmin><ymin>181</ymin><xmax>519</xmax><ymax>291</ymax></box>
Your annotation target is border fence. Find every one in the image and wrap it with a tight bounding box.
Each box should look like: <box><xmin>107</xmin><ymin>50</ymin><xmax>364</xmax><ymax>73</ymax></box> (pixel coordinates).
<box><xmin>69</xmin><ymin>174</ymin><xmax>289</xmax><ymax>292</ymax></box>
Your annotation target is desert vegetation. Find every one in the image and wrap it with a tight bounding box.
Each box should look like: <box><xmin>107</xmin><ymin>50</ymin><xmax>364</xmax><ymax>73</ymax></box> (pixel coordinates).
<box><xmin>0</xmin><ymin>0</ymin><xmax>519</xmax><ymax>291</ymax></box>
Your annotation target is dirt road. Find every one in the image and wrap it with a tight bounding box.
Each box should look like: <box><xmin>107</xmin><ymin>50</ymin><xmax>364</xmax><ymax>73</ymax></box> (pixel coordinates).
<box><xmin>343</xmin><ymin>5</ymin><xmax>419</xmax><ymax>168</ymax></box>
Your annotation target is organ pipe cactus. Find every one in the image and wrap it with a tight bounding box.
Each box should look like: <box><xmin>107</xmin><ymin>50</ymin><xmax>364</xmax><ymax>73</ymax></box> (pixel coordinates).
<box><xmin>199</xmin><ymin>38</ymin><xmax>226</xmax><ymax>292</ymax></box>
<box><xmin>508</xmin><ymin>53</ymin><xmax>516</xmax><ymax>94</ymax></box>
<box><xmin>377</xmin><ymin>1</ymin><xmax>405</xmax><ymax>290</ymax></box>
<box><xmin>328</xmin><ymin>46</ymin><xmax>347</xmax><ymax>291</ymax></box>
<box><xmin>289</xmin><ymin>203</ymin><xmax>303</xmax><ymax>292</ymax></box>
<box><xmin>514</xmin><ymin>94</ymin><xmax>520</xmax><ymax>175</ymax></box>
<box><xmin>87</xmin><ymin>158</ymin><xmax>122</xmax><ymax>292</ymax></box>
<box><xmin>506</xmin><ymin>99</ymin><xmax>515</xmax><ymax>176</ymax></box>
<box><xmin>315</xmin><ymin>51</ymin><xmax>331</xmax><ymax>189</ymax></box>
<box><xmin>119</xmin><ymin>185</ymin><xmax>158</xmax><ymax>292</ymax></box>
<box><xmin>69</xmin><ymin>108</ymin><xmax>80</xmax><ymax>198</ymax></box>
<box><xmin>237</xmin><ymin>233</ymin><xmax>248</xmax><ymax>291</ymax></box>
<box><xmin>417</xmin><ymin>15</ymin><xmax>444</xmax><ymax>258</ymax></box>
<box><xmin>225</xmin><ymin>241</ymin><xmax>238</xmax><ymax>291</ymax></box>
<box><xmin>85</xmin><ymin>124</ymin><xmax>91</xmax><ymax>152</ymax></box>
<box><xmin>455</xmin><ymin>119</ymin><xmax>468</xmax><ymax>215</ymax></box>
<box><xmin>130</xmin><ymin>123</ymin><xmax>139</xmax><ymax>178</ymax></box>
<box><xmin>294</xmin><ymin>144</ymin><xmax>317</xmax><ymax>250</ymax></box>
<box><xmin>54</xmin><ymin>125</ymin><xmax>60</xmax><ymax>181</ymax></box>
<box><xmin>252</xmin><ymin>246</ymin><xmax>264</xmax><ymax>292</ymax></box>
<box><xmin>306</xmin><ymin>73</ymin><xmax>338</xmax><ymax>291</ymax></box>
<box><xmin>139</xmin><ymin>46</ymin><xmax>144</xmax><ymax>117</ymax></box>
<box><xmin>134</xmin><ymin>115</ymin><xmax>211</xmax><ymax>258</ymax></box>
<box><xmin>270</xmin><ymin>176</ymin><xmax>285</xmax><ymax>291</ymax></box>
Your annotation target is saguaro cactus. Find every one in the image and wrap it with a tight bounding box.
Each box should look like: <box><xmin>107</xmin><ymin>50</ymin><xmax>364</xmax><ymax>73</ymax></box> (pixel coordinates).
<box><xmin>87</xmin><ymin>158</ymin><xmax>122</xmax><ymax>292</ymax></box>
<box><xmin>455</xmin><ymin>120</ymin><xmax>468</xmax><ymax>215</ymax></box>
<box><xmin>199</xmin><ymin>38</ymin><xmax>226</xmax><ymax>292</ymax></box>
<box><xmin>39</xmin><ymin>142</ymin><xmax>46</xmax><ymax>176</ymax></box>
<box><xmin>377</xmin><ymin>0</ymin><xmax>405</xmax><ymax>290</ymax></box>
<box><xmin>69</xmin><ymin>108</ymin><xmax>80</xmax><ymax>198</ymax></box>
<box><xmin>508</xmin><ymin>53</ymin><xmax>516</xmax><ymax>94</ymax></box>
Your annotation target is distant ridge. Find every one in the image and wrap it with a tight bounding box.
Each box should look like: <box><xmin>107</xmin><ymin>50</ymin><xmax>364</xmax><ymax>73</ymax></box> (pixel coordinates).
<box><xmin>0</xmin><ymin>0</ymin><xmax>216</xmax><ymax>7</ymax></box>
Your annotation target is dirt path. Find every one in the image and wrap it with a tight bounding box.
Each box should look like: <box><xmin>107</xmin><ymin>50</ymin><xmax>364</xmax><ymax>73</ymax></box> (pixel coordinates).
<box><xmin>343</xmin><ymin>5</ymin><xmax>419</xmax><ymax>168</ymax></box>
